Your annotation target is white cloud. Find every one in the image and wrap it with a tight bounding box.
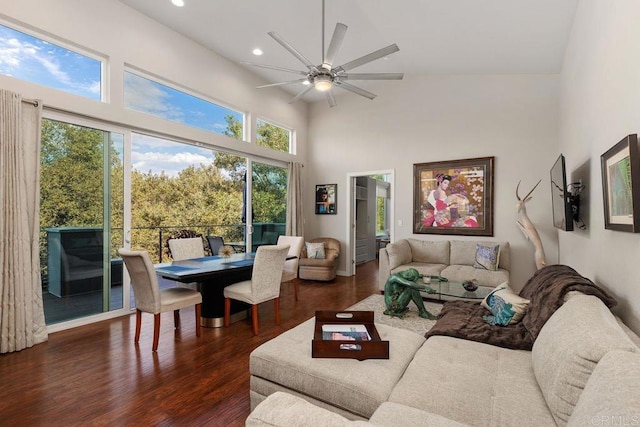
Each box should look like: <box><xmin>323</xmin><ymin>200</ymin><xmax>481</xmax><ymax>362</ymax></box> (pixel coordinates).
<box><xmin>124</xmin><ymin>73</ymin><xmax>185</xmax><ymax>121</ymax></box>
<box><xmin>132</xmin><ymin>150</ymin><xmax>213</xmax><ymax>178</ymax></box>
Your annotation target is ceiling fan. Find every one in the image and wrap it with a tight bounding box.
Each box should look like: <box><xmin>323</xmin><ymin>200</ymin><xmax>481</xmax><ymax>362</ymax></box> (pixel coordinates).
<box><xmin>243</xmin><ymin>0</ymin><xmax>403</xmax><ymax>108</ymax></box>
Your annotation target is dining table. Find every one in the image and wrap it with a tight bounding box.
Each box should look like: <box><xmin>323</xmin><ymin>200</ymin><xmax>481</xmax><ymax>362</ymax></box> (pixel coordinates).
<box><xmin>155</xmin><ymin>252</ymin><xmax>294</xmax><ymax>327</ymax></box>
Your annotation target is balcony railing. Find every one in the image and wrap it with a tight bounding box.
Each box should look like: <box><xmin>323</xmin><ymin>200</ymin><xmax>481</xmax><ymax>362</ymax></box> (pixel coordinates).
<box><xmin>39</xmin><ymin>222</ymin><xmax>285</xmax><ymax>287</ymax></box>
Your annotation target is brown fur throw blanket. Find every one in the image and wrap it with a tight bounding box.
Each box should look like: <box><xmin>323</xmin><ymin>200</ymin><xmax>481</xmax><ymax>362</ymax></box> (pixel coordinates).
<box><xmin>424</xmin><ymin>264</ymin><xmax>617</xmax><ymax>350</ymax></box>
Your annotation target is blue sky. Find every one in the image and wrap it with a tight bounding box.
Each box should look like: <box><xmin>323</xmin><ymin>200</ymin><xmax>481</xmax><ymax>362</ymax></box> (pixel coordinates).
<box><xmin>0</xmin><ymin>25</ymin><xmax>101</xmax><ymax>99</ymax></box>
<box><xmin>0</xmin><ymin>23</ymin><xmax>243</xmax><ymax>177</ymax></box>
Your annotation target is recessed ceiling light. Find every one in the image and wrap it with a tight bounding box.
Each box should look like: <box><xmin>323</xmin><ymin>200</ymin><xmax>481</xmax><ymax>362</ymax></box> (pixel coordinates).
<box><xmin>302</xmin><ymin>80</ymin><xmax>310</xmax><ymax>85</ymax></box>
<box><xmin>171</xmin><ymin>0</ymin><xmax>185</xmax><ymax>7</ymax></box>
<box><xmin>252</xmin><ymin>48</ymin><xmax>263</xmax><ymax>56</ymax></box>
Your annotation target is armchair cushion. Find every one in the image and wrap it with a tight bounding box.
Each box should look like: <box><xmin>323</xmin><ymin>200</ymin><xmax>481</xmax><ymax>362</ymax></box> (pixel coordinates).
<box><xmin>305</xmin><ymin>242</ymin><xmax>325</xmax><ymax>259</ymax></box>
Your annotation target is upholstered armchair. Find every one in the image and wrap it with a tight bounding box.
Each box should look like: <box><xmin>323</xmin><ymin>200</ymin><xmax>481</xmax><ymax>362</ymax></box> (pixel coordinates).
<box><xmin>298</xmin><ymin>237</ymin><xmax>340</xmax><ymax>281</ymax></box>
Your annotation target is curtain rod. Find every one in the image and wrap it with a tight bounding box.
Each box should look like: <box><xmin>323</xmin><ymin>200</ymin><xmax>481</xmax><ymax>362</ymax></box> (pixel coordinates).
<box><xmin>22</xmin><ymin>97</ymin><xmax>39</xmax><ymax>107</ymax></box>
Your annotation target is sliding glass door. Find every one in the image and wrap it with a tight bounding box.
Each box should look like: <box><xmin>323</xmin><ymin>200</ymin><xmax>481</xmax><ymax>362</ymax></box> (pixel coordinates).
<box><xmin>40</xmin><ymin>117</ymin><xmax>125</xmax><ymax>325</ymax></box>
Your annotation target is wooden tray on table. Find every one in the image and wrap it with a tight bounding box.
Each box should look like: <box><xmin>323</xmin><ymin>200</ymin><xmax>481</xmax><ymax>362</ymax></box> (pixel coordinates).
<box><xmin>312</xmin><ymin>310</ymin><xmax>389</xmax><ymax>360</ymax></box>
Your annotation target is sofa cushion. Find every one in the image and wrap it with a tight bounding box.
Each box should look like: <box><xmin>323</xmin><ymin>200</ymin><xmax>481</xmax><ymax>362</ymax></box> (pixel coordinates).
<box><xmin>390</xmin><ymin>263</ymin><xmax>447</xmax><ymax>279</ymax></box>
<box><xmin>371</xmin><ymin>402</ymin><xmax>470</xmax><ymax>427</ymax></box>
<box><xmin>250</xmin><ymin>318</ymin><xmax>426</xmax><ymax>419</ymax></box>
<box><xmin>407</xmin><ymin>239</ymin><xmax>450</xmax><ymax>265</ymax></box>
<box><xmin>246</xmin><ymin>391</ymin><xmax>372</xmax><ymax>426</ymax></box>
<box><xmin>440</xmin><ymin>265</ymin><xmax>509</xmax><ymax>287</ymax></box>
<box><xmin>389</xmin><ymin>336</ymin><xmax>555</xmax><ymax>427</ymax></box>
<box><xmin>567</xmin><ymin>350</ymin><xmax>640</xmax><ymax>427</ymax></box>
<box><xmin>532</xmin><ymin>294</ymin><xmax>638</xmax><ymax>426</ymax></box>
<box><xmin>449</xmin><ymin>240</ymin><xmax>510</xmax><ymax>270</ymax></box>
<box><xmin>481</xmin><ymin>282</ymin><xmax>530</xmax><ymax>325</ymax></box>
<box><xmin>386</xmin><ymin>240</ymin><xmax>412</xmax><ymax>270</ymax></box>
<box><xmin>473</xmin><ymin>243</ymin><xmax>500</xmax><ymax>271</ymax></box>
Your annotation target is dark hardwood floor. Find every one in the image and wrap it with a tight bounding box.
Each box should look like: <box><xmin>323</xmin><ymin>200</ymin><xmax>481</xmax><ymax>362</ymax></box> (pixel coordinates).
<box><xmin>0</xmin><ymin>261</ymin><xmax>380</xmax><ymax>426</ymax></box>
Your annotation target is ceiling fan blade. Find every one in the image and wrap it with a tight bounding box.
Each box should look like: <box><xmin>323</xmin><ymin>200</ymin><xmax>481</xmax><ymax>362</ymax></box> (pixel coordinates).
<box><xmin>257</xmin><ymin>79</ymin><xmax>308</xmax><ymax>89</ymax></box>
<box><xmin>334</xmin><ymin>44</ymin><xmax>400</xmax><ymax>73</ymax></box>
<box><xmin>335</xmin><ymin>81</ymin><xmax>377</xmax><ymax>100</ymax></box>
<box><xmin>268</xmin><ymin>31</ymin><xmax>317</xmax><ymax>71</ymax></box>
<box><xmin>323</xmin><ymin>23</ymin><xmax>348</xmax><ymax>69</ymax></box>
<box><xmin>326</xmin><ymin>91</ymin><xmax>337</xmax><ymax>108</ymax></box>
<box><xmin>241</xmin><ymin>61</ymin><xmax>308</xmax><ymax>76</ymax></box>
<box><xmin>340</xmin><ymin>72</ymin><xmax>404</xmax><ymax>80</ymax></box>
<box><xmin>288</xmin><ymin>84</ymin><xmax>314</xmax><ymax>104</ymax></box>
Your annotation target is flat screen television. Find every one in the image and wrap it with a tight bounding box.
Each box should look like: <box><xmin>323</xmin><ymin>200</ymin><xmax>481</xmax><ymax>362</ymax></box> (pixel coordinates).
<box><xmin>550</xmin><ymin>154</ymin><xmax>574</xmax><ymax>231</ymax></box>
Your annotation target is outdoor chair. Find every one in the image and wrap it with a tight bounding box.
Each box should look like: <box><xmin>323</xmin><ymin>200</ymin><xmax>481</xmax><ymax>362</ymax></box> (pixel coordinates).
<box><xmin>206</xmin><ymin>235</ymin><xmax>225</xmax><ymax>256</ymax></box>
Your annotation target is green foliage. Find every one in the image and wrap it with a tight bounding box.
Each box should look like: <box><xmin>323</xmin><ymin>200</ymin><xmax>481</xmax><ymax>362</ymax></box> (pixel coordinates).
<box><xmin>40</xmin><ymin>116</ymin><xmax>288</xmax><ymax>265</ymax></box>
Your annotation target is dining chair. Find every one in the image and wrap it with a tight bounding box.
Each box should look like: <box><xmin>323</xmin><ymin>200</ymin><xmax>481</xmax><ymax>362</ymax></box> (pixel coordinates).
<box><xmin>118</xmin><ymin>248</ymin><xmax>202</xmax><ymax>352</ymax></box>
<box><xmin>223</xmin><ymin>244</ymin><xmax>290</xmax><ymax>335</ymax></box>
<box><xmin>168</xmin><ymin>237</ymin><xmax>205</xmax><ymax>260</ymax></box>
<box><xmin>276</xmin><ymin>235</ymin><xmax>304</xmax><ymax>301</ymax></box>
<box><xmin>206</xmin><ymin>235</ymin><xmax>225</xmax><ymax>256</ymax></box>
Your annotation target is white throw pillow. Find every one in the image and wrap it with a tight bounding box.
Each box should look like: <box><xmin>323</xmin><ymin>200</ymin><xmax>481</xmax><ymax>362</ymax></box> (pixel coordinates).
<box><xmin>305</xmin><ymin>242</ymin><xmax>325</xmax><ymax>259</ymax></box>
<box><xmin>481</xmin><ymin>282</ymin><xmax>530</xmax><ymax>325</ymax></box>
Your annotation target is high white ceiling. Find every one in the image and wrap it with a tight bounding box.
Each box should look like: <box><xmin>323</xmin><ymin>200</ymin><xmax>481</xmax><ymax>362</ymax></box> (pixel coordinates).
<box><xmin>118</xmin><ymin>0</ymin><xmax>578</xmax><ymax>103</ymax></box>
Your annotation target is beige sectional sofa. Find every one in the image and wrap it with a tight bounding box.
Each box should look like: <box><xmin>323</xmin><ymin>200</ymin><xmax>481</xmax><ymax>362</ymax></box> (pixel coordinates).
<box><xmin>378</xmin><ymin>239</ymin><xmax>510</xmax><ymax>292</ymax></box>
<box><xmin>246</xmin><ymin>293</ymin><xmax>640</xmax><ymax>426</ymax></box>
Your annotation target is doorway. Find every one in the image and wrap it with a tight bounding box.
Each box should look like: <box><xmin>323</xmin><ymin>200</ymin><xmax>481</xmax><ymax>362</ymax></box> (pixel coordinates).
<box><xmin>345</xmin><ymin>170</ymin><xmax>394</xmax><ymax>276</ymax></box>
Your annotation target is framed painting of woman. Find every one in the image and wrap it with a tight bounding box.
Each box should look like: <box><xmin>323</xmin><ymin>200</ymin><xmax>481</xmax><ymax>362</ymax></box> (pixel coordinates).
<box><xmin>413</xmin><ymin>157</ymin><xmax>494</xmax><ymax>236</ymax></box>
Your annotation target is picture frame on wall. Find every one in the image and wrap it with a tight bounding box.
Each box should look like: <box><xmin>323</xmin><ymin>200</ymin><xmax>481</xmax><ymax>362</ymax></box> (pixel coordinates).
<box><xmin>413</xmin><ymin>156</ymin><xmax>494</xmax><ymax>236</ymax></box>
<box><xmin>600</xmin><ymin>134</ymin><xmax>640</xmax><ymax>233</ymax></box>
<box><xmin>316</xmin><ymin>184</ymin><xmax>337</xmax><ymax>214</ymax></box>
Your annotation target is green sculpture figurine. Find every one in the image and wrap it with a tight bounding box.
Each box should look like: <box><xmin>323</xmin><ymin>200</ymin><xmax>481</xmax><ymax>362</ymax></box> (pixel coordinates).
<box><xmin>383</xmin><ymin>268</ymin><xmax>437</xmax><ymax>319</ymax></box>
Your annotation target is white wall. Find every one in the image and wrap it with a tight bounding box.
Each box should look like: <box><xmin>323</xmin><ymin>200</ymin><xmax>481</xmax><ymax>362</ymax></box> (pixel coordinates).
<box><xmin>0</xmin><ymin>0</ymin><xmax>308</xmax><ymax>163</ymax></box>
<box><xmin>559</xmin><ymin>0</ymin><xmax>640</xmax><ymax>333</ymax></box>
<box><xmin>308</xmin><ymin>74</ymin><xmax>560</xmax><ymax>290</ymax></box>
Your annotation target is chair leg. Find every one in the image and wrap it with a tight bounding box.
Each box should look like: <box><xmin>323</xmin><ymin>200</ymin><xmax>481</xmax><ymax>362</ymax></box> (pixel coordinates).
<box><xmin>152</xmin><ymin>313</ymin><xmax>161</xmax><ymax>352</ymax></box>
<box><xmin>252</xmin><ymin>305</ymin><xmax>259</xmax><ymax>335</ymax></box>
<box><xmin>224</xmin><ymin>298</ymin><xmax>231</xmax><ymax>328</ymax></box>
<box><xmin>174</xmin><ymin>309</ymin><xmax>180</xmax><ymax>329</ymax></box>
<box><xmin>274</xmin><ymin>297</ymin><xmax>280</xmax><ymax>326</ymax></box>
<box><xmin>293</xmin><ymin>278</ymin><xmax>299</xmax><ymax>301</ymax></box>
<box><xmin>134</xmin><ymin>309</ymin><xmax>142</xmax><ymax>344</ymax></box>
<box><xmin>195</xmin><ymin>303</ymin><xmax>201</xmax><ymax>337</ymax></box>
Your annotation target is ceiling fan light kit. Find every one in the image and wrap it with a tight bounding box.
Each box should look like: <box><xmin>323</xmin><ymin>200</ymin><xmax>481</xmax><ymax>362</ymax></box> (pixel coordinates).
<box><xmin>244</xmin><ymin>0</ymin><xmax>403</xmax><ymax>108</ymax></box>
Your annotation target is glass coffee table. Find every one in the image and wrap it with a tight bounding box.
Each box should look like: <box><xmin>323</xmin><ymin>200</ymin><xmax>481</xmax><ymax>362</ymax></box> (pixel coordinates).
<box><xmin>425</xmin><ymin>280</ymin><xmax>493</xmax><ymax>301</ymax></box>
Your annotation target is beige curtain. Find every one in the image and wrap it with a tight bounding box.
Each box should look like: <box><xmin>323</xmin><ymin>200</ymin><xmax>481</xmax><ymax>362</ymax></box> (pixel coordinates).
<box><xmin>285</xmin><ymin>162</ymin><xmax>304</xmax><ymax>236</ymax></box>
<box><xmin>0</xmin><ymin>90</ymin><xmax>47</xmax><ymax>353</ymax></box>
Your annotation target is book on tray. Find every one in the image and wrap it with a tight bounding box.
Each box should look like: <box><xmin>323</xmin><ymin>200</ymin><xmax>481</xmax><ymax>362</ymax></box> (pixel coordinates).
<box><xmin>321</xmin><ymin>324</ymin><xmax>371</xmax><ymax>341</ymax></box>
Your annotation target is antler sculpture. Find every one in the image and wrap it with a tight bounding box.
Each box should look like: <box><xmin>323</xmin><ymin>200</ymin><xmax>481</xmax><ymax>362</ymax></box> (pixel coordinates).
<box><xmin>516</xmin><ymin>180</ymin><xmax>546</xmax><ymax>270</ymax></box>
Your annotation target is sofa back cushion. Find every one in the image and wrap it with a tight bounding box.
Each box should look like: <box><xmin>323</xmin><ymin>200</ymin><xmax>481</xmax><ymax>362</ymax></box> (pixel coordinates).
<box><xmin>386</xmin><ymin>239</ymin><xmax>412</xmax><ymax>270</ymax></box>
<box><xmin>532</xmin><ymin>294</ymin><xmax>638</xmax><ymax>426</ymax></box>
<box><xmin>567</xmin><ymin>350</ymin><xmax>640</xmax><ymax>427</ymax></box>
<box><xmin>407</xmin><ymin>239</ymin><xmax>449</xmax><ymax>265</ymax></box>
<box><xmin>449</xmin><ymin>240</ymin><xmax>510</xmax><ymax>270</ymax></box>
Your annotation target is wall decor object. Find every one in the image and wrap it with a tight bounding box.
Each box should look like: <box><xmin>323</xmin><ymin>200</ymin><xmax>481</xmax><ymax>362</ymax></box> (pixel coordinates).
<box><xmin>413</xmin><ymin>157</ymin><xmax>494</xmax><ymax>236</ymax></box>
<box><xmin>600</xmin><ymin>134</ymin><xmax>640</xmax><ymax>232</ymax></box>
<box><xmin>315</xmin><ymin>184</ymin><xmax>337</xmax><ymax>214</ymax></box>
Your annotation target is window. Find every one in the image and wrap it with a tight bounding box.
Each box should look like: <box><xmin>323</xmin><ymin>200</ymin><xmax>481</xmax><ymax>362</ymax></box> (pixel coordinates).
<box><xmin>124</xmin><ymin>71</ymin><xmax>244</xmax><ymax>139</ymax></box>
<box><xmin>257</xmin><ymin>119</ymin><xmax>291</xmax><ymax>153</ymax></box>
<box><xmin>0</xmin><ymin>23</ymin><xmax>102</xmax><ymax>100</ymax></box>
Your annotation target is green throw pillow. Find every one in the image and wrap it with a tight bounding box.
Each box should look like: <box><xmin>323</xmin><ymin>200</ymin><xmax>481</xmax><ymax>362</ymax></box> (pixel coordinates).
<box><xmin>481</xmin><ymin>282</ymin><xmax>530</xmax><ymax>326</ymax></box>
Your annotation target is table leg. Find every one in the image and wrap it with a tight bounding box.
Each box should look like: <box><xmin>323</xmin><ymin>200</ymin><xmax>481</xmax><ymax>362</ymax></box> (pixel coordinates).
<box><xmin>199</xmin><ymin>269</ymin><xmax>252</xmax><ymax>328</ymax></box>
